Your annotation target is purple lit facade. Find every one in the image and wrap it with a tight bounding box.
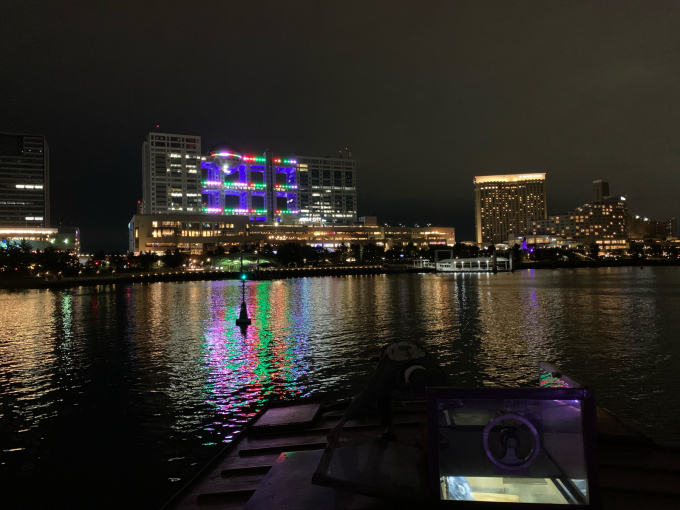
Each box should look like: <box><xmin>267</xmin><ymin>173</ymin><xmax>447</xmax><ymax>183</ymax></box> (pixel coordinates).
<box><xmin>201</xmin><ymin>150</ymin><xmax>299</xmax><ymax>222</ymax></box>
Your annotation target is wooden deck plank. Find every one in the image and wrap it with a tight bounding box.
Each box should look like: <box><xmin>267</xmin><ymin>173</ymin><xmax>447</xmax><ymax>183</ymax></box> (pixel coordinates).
<box><xmin>221</xmin><ymin>466</ymin><xmax>272</xmax><ymax>478</ymax></box>
<box><xmin>240</xmin><ymin>433</ymin><xmax>330</xmax><ymax>449</ymax></box>
<box><xmin>597</xmin><ymin>408</ymin><xmax>651</xmax><ymax>445</ymax></box>
<box><xmin>601</xmin><ymin>489</ymin><xmax>680</xmax><ymax>510</ymax></box>
<box><xmin>169</xmin><ymin>472</ymin><xmax>266</xmax><ymax>506</ymax></box>
<box><xmin>250</xmin><ymin>421</ymin><xmax>422</xmax><ymax>442</ymax></box>
<box><xmin>599</xmin><ymin>466</ymin><xmax>680</xmax><ymax>495</ymax></box>
<box><xmin>218</xmin><ymin>454</ymin><xmax>281</xmax><ymax>471</ymax></box>
<box><xmin>242</xmin><ymin>450</ymin><xmax>384</xmax><ymax>510</ymax></box>
<box><xmin>251</xmin><ymin>403</ymin><xmax>321</xmax><ymax>429</ymax></box>
<box><xmin>196</xmin><ymin>489</ymin><xmax>256</xmax><ymax>504</ymax></box>
<box><xmin>599</xmin><ymin>445</ymin><xmax>680</xmax><ymax>472</ymax></box>
<box><xmin>168</xmin><ymin>498</ymin><xmax>249</xmax><ymax>510</ymax></box>
<box><xmin>239</xmin><ymin>441</ymin><xmax>328</xmax><ymax>457</ymax></box>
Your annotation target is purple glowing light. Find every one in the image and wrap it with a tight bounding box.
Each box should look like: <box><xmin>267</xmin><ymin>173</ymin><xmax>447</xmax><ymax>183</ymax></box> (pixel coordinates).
<box><xmin>211</xmin><ymin>151</ymin><xmax>242</xmax><ymax>158</ymax></box>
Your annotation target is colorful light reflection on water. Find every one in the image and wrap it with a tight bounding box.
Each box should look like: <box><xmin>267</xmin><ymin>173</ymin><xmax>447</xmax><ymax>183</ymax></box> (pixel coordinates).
<box><xmin>198</xmin><ymin>281</ymin><xmax>313</xmax><ymax>445</ymax></box>
<box><xmin>1</xmin><ymin>269</ymin><xmax>680</xmax><ymax>509</ymax></box>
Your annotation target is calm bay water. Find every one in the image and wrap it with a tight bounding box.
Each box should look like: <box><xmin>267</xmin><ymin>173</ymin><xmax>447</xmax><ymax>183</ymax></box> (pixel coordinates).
<box><xmin>1</xmin><ymin>268</ymin><xmax>679</xmax><ymax>508</ymax></box>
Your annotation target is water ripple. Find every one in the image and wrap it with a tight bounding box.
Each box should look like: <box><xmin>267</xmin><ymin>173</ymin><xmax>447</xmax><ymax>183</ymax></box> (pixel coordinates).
<box><xmin>1</xmin><ymin>268</ymin><xmax>679</xmax><ymax>509</ymax></box>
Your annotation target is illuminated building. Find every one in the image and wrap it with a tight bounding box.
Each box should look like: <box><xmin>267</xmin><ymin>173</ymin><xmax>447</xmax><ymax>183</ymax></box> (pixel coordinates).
<box><xmin>474</xmin><ymin>173</ymin><xmax>547</xmax><ymax>244</ymax></box>
<box><xmin>128</xmin><ymin>213</ymin><xmax>454</xmax><ymax>255</ymax></box>
<box><xmin>0</xmin><ymin>226</ymin><xmax>80</xmax><ymax>253</ymax></box>
<box><xmin>528</xmin><ymin>181</ymin><xmax>628</xmax><ymax>242</ymax></box>
<box><xmin>201</xmin><ymin>150</ymin><xmax>357</xmax><ymax>225</ymax></box>
<box><xmin>142</xmin><ymin>132</ymin><xmax>202</xmax><ymax>214</ymax></box>
<box><xmin>142</xmin><ymin>132</ymin><xmax>357</xmax><ymax>225</ymax></box>
<box><xmin>295</xmin><ymin>155</ymin><xmax>356</xmax><ymax>224</ymax></box>
<box><xmin>0</xmin><ymin>132</ymin><xmax>50</xmax><ymax>228</ymax></box>
<box><xmin>628</xmin><ymin>215</ymin><xmax>677</xmax><ymax>240</ymax></box>
<box><xmin>201</xmin><ymin>150</ymin><xmax>301</xmax><ymax>224</ymax></box>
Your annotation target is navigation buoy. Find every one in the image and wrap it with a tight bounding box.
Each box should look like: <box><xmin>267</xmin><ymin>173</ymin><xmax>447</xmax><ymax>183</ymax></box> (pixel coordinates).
<box><xmin>235</xmin><ymin>275</ymin><xmax>251</xmax><ymax>326</ymax></box>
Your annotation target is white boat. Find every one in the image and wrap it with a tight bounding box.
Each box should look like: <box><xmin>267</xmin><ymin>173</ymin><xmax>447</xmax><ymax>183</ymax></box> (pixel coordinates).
<box><xmin>413</xmin><ymin>256</ymin><xmax>511</xmax><ymax>272</ymax></box>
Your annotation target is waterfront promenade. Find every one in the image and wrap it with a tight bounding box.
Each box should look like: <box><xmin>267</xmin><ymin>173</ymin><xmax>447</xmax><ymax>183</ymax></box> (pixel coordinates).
<box><xmin>0</xmin><ymin>265</ymin><xmax>385</xmax><ymax>289</ymax></box>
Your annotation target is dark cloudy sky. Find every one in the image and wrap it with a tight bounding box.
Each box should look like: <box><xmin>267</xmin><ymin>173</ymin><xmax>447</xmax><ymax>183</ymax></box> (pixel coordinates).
<box><xmin>1</xmin><ymin>1</ymin><xmax>678</xmax><ymax>251</ymax></box>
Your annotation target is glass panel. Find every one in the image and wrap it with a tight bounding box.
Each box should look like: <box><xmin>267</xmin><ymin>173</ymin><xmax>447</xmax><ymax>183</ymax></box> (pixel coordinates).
<box><xmin>436</xmin><ymin>397</ymin><xmax>588</xmax><ymax>505</ymax></box>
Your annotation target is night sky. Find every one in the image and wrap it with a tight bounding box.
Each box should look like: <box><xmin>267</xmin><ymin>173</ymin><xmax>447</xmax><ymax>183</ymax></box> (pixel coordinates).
<box><xmin>1</xmin><ymin>1</ymin><xmax>678</xmax><ymax>252</ymax></box>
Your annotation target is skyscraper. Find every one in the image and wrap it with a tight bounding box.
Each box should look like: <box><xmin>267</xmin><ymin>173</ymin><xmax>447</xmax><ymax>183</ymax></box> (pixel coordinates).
<box><xmin>0</xmin><ymin>133</ymin><xmax>50</xmax><ymax>228</ymax></box>
<box><xmin>200</xmin><ymin>150</ymin><xmax>357</xmax><ymax>224</ymax></box>
<box><xmin>474</xmin><ymin>173</ymin><xmax>547</xmax><ymax>244</ymax></box>
<box><xmin>296</xmin><ymin>155</ymin><xmax>357</xmax><ymax>224</ymax></box>
<box><xmin>142</xmin><ymin>132</ymin><xmax>202</xmax><ymax>214</ymax></box>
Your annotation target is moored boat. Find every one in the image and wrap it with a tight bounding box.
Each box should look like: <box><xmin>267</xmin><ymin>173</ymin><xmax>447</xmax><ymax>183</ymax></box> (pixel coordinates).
<box><xmin>161</xmin><ymin>375</ymin><xmax>680</xmax><ymax>509</ymax></box>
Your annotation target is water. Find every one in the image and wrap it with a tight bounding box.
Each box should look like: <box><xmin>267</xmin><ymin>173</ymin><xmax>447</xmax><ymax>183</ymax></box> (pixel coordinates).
<box><xmin>1</xmin><ymin>268</ymin><xmax>679</xmax><ymax>508</ymax></box>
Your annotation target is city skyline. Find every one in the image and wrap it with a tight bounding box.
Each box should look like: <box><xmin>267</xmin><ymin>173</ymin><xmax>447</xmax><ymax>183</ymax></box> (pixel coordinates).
<box><xmin>1</xmin><ymin>2</ymin><xmax>679</xmax><ymax>251</ymax></box>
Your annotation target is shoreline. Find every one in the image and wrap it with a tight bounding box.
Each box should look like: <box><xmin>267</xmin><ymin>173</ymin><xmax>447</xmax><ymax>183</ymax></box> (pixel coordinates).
<box><xmin>1</xmin><ymin>260</ymin><xmax>679</xmax><ymax>290</ymax></box>
<box><xmin>0</xmin><ymin>265</ymin><xmax>384</xmax><ymax>290</ymax></box>
<box><xmin>517</xmin><ymin>259</ymin><xmax>680</xmax><ymax>270</ymax></box>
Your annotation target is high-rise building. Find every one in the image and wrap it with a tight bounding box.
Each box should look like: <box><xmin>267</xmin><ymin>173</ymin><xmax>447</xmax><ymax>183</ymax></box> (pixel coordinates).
<box><xmin>528</xmin><ymin>181</ymin><xmax>628</xmax><ymax>241</ymax></box>
<box><xmin>0</xmin><ymin>133</ymin><xmax>50</xmax><ymax>227</ymax></box>
<box><xmin>142</xmin><ymin>132</ymin><xmax>202</xmax><ymax>214</ymax></box>
<box><xmin>474</xmin><ymin>173</ymin><xmax>547</xmax><ymax>244</ymax></box>
<box><xmin>296</xmin><ymin>155</ymin><xmax>357</xmax><ymax>224</ymax></box>
<box><xmin>201</xmin><ymin>150</ymin><xmax>300</xmax><ymax>224</ymax></box>
<box><xmin>143</xmin><ymin>130</ymin><xmax>358</xmax><ymax>225</ymax></box>
<box><xmin>200</xmin><ymin>150</ymin><xmax>357</xmax><ymax>224</ymax></box>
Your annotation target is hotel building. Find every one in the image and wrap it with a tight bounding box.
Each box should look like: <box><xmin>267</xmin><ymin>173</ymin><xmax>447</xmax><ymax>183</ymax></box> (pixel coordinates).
<box><xmin>142</xmin><ymin>132</ymin><xmax>357</xmax><ymax>225</ymax></box>
<box><xmin>0</xmin><ymin>133</ymin><xmax>50</xmax><ymax>228</ymax></box>
<box><xmin>474</xmin><ymin>173</ymin><xmax>547</xmax><ymax>244</ymax></box>
<box><xmin>527</xmin><ymin>180</ymin><xmax>628</xmax><ymax>250</ymax></box>
<box><xmin>628</xmin><ymin>215</ymin><xmax>677</xmax><ymax>240</ymax></box>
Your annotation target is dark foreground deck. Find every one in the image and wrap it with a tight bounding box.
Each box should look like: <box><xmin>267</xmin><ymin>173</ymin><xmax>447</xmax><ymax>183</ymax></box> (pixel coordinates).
<box><xmin>162</xmin><ymin>399</ymin><xmax>680</xmax><ymax>510</ymax></box>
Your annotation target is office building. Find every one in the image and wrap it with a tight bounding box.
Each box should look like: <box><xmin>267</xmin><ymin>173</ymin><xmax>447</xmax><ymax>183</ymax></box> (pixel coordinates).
<box><xmin>142</xmin><ymin>132</ymin><xmax>202</xmax><ymax>214</ymax></box>
<box><xmin>129</xmin><ymin>213</ymin><xmax>453</xmax><ymax>255</ymax></box>
<box><xmin>296</xmin><ymin>155</ymin><xmax>356</xmax><ymax>224</ymax></box>
<box><xmin>474</xmin><ymin>173</ymin><xmax>547</xmax><ymax>244</ymax></box>
<box><xmin>528</xmin><ymin>180</ymin><xmax>628</xmax><ymax>242</ymax></box>
<box><xmin>143</xmin><ymin>133</ymin><xmax>357</xmax><ymax>225</ymax></box>
<box><xmin>200</xmin><ymin>150</ymin><xmax>357</xmax><ymax>225</ymax></box>
<box><xmin>0</xmin><ymin>133</ymin><xmax>50</xmax><ymax>228</ymax></box>
<box><xmin>201</xmin><ymin>150</ymin><xmax>300</xmax><ymax>224</ymax></box>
